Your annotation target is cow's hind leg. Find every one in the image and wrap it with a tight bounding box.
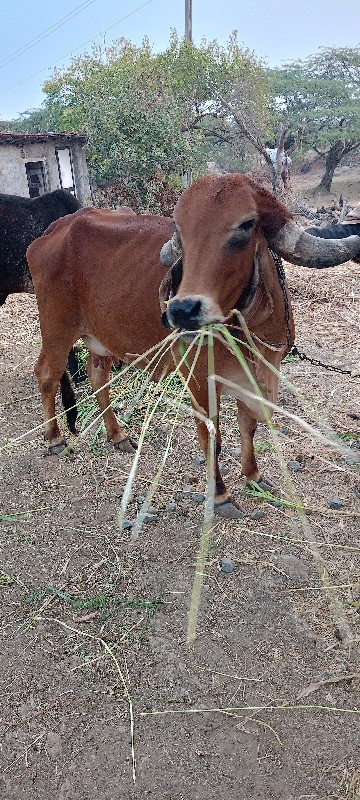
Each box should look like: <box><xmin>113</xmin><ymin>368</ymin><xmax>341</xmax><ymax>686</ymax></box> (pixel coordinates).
<box><xmin>35</xmin><ymin>349</ymin><xmax>70</xmax><ymax>453</ymax></box>
<box><xmin>87</xmin><ymin>354</ymin><xmax>136</xmax><ymax>453</ymax></box>
<box><xmin>236</xmin><ymin>400</ymin><xmax>274</xmax><ymax>492</ymax></box>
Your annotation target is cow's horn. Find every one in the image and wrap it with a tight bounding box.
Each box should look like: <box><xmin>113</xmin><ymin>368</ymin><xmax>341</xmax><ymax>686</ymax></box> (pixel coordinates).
<box><xmin>270</xmin><ymin>220</ymin><xmax>360</xmax><ymax>268</ymax></box>
<box><xmin>160</xmin><ymin>231</ymin><xmax>182</xmax><ymax>267</ymax></box>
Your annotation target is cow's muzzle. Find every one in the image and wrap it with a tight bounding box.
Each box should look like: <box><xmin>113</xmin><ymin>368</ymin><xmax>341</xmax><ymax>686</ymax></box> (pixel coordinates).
<box><xmin>167</xmin><ymin>297</ymin><xmax>202</xmax><ymax>330</ymax></box>
<box><xmin>167</xmin><ymin>295</ymin><xmax>224</xmax><ymax>330</ymax></box>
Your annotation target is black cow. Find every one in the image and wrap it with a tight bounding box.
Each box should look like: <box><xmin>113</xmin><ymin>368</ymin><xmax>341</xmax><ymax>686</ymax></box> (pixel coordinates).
<box><xmin>306</xmin><ymin>205</ymin><xmax>360</xmax><ymax>264</ymax></box>
<box><xmin>306</xmin><ymin>221</ymin><xmax>360</xmax><ymax>239</ymax></box>
<box><xmin>0</xmin><ymin>189</ymin><xmax>81</xmax><ymax>304</ymax></box>
<box><xmin>0</xmin><ymin>189</ymin><xmax>84</xmax><ymax>418</ymax></box>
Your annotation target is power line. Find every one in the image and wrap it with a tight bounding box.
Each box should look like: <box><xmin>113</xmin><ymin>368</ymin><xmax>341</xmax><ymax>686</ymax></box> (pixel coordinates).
<box><xmin>0</xmin><ymin>1</ymin><xmax>97</xmax><ymax>71</ymax></box>
<box><xmin>0</xmin><ymin>0</ymin><xmax>153</xmax><ymax>99</ymax></box>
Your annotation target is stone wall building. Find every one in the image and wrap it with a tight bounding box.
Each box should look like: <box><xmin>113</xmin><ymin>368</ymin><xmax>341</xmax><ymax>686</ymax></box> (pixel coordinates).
<box><xmin>0</xmin><ymin>131</ymin><xmax>91</xmax><ymax>204</ymax></box>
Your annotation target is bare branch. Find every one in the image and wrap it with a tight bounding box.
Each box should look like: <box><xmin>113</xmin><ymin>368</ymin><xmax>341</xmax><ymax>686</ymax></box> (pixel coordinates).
<box><xmin>218</xmin><ymin>96</ymin><xmax>270</xmax><ymax>162</ymax></box>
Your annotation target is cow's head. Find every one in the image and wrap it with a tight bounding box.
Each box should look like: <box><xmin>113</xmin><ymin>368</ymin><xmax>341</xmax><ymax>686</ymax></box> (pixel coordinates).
<box><xmin>160</xmin><ymin>175</ymin><xmax>360</xmax><ymax>331</ymax></box>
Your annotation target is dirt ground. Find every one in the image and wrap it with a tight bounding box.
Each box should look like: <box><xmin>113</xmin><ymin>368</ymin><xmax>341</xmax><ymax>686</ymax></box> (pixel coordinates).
<box><xmin>1</xmin><ymin>207</ymin><xmax>360</xmax><ymax>798</ymax></box>
<box><xmin>290</xmin><ymin>160</ymin><xmax>360</xmax><ymax>208</ymax></box>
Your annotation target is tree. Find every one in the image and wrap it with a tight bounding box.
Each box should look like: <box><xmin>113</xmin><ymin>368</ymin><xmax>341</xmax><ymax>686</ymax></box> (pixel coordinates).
<box><xmin>0</xmin><ymin>119</ymin><xmax>18</xmax><ymax>131</ymax></box>
<box><xmin>10</xmin><ymin>106</ymin><xmax>61</xmax><ymax>133</ymax></box>
<box><xmin>12</xmin><ymin>34</ymin><xmax>270</xmax><ymax>208</ymax></box>
<box><xmin>159</xmin><ymin>33</ymin><xmax>275</xmax><ymax>187</ymax></box>
<box><xmin>41</xmin><ymin>39</ymin><xmax>196</xmax><ymax>207</ymax></box>
<box><xmin>270</xmin><ymin>48</ymin><xmax>360</xmax><ymax>192</ymax></box>
<box><xmin>306</xmin><ymin>46</ymin><xmax>360</xmax><ymax>88</ymax></box>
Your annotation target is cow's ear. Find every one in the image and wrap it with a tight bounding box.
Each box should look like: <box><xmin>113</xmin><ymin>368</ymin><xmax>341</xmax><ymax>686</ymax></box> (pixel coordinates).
<box><xmin>158</xmin><ymin>259</ymin><xmax>183</xmax><ymax>328</ymax></box>
<box><xmin>250</xmin><ymin>180</ymin><xmax>291</xmax><ymax>241</ymax></box>
<box><xmin>160</xmin><ymin>231</ymin><xmax>182</xmax><ymax>267</ymax></box>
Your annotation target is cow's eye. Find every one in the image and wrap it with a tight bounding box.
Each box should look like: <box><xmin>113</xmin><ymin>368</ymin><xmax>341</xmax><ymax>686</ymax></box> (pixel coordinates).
<box><xmin>227</xmin><ymin>220</ymin><xmax>256</xmax><ymax>250</ymax></box>
<box><xmin>238</xmin><ymin>219</ymin><xmax>256</xmax><ymax>232</ymax></box>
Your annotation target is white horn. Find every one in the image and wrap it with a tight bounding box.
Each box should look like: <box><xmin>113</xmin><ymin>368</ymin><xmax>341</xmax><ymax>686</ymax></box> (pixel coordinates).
<box><xmin>270</xmin><ymin>219</ymin><xmax>360</xmax><ymax>268</ymax></box>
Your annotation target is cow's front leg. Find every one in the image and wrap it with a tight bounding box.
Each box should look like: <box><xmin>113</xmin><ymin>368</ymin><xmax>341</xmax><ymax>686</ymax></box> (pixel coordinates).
<box><xmin>192</xmin><ymin>389</ymin><xmax>245</xmax><ymax>519</ymax></box>
<box><xmin>236</xmin><ymin>400</ymin><xmax>274</xmax><ymax>492</ymax></box>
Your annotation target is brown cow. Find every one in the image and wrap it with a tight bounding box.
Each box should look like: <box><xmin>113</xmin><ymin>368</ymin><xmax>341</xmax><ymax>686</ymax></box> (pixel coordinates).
<box><xmin>26</xmin><ymin>175</ymin><xmax>360</xmax><ymax>517</ymax></box>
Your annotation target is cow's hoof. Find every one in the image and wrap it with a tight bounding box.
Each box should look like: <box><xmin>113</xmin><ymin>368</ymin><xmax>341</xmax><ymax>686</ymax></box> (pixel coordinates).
<box><xmin>114</xmin><ymin>436</ymin><xmax>137</xmax><ymax>454</ymax></box>
<box><xmin>248</xmin><ymin>476</ymin><xmax>276</xmax><ymax>494</ymax></box>
<box><xmin>48</xmin><ymin>441</ymin><xmax>68</xmax><ymax>455</ymax></box>
<box><xmin>215</xmin><ymin>500</ymin><xmax>245</xmax><ymax>519</ymax></box>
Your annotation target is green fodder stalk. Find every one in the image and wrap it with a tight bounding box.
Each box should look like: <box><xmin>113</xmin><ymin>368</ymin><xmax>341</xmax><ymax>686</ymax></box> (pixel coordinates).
<box><xmin>78</xmin><ymin>332</ymin><xmax>178</xmax><ymax>445</ymax></box>
<box><xmin>187</xmin><ymin>329</ymin><xmax>217</xmax><ymax>645</ymax></box>
<box><xmin>118</xmin><ymin>332</ymin><xmax>205</xmax><ymax>535</ymax></box>
<box><xmin>4</xmin><ymin>332</ymin><xmax>177</xmax><ymax>453</ymax></box>
<box><xmin>215</xmin><ymin>322</ymin><xmax>358</xmax><ymax>645</ymax></box>
<box><xmin>227</xmin><ymin>311</ymin><xmax>357</xmax><ymax>464</ymax></box>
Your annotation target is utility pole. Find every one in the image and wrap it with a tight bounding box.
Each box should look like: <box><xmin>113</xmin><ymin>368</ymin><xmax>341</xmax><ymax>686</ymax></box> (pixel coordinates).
<box><xmin>183</xmin><ymin>0</ymin><xmax>193</xmax><ymax>188</ymax></box>
<box><xmin>185</xmin><ymin>0</ymin><xmax>192</xmax><ymax>42</ymax></box>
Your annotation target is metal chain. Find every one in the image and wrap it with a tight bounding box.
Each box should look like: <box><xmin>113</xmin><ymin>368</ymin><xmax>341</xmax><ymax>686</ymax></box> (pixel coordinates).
<box><xmin>289</xmin><ymin>346</ymin><xmax>352</xmax><ymax>376</ymax></box>
<box><xmin>270</xmin><ymin>249</ymin><xmax>294</xmax><ymax>350</ymax></box>
<box><xmin>270</xmin><ymin>250</ymin><xmax>352</xmax><ymax>376</ymax></box>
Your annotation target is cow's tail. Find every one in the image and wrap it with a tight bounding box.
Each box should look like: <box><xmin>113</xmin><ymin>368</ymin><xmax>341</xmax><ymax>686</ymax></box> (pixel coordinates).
<box><xmin>67</xmin><ymin>345</ymin><xmax>88</xmax><ymax>386</ymax></box>
<box><xmin>60</xmin><ymin>371</ymin><xmax>78</xmax><ymax>434</ymax></box>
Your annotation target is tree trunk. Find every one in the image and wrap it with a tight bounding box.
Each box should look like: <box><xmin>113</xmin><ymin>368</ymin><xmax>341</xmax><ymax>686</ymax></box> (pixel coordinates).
<box><xmin>318</xmin><ymin>139</ymin><xmax>360</xmax><ymax>192</ymax></box>
<box><xmin>219</xmin><ymin>97</ymin><xmax>290</xmax><ymax>197</ymax></box>
<box><xmin>318</xmin><ymin>142</ymin><xmax>344</xmax><ymax>192</ymax></box>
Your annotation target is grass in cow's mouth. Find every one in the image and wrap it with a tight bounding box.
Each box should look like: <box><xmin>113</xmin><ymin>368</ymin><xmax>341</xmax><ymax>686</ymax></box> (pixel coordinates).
<box><xmin>184</xmin><ymin>320</ymin><xmax>360</xmax><ymax>641</ymax></box>
<box><xmin>118</xmin><ymin>331</ymin><xmax>206</xmax><ymax>540</ymax></box>
<box><xmin>34</xmin><ymin>319</ymin><xmax>357</xmax><ymax>646</ymax></box>
<box><xmin>4</xmin><ymin>317</ymin><xmax>358</xmax><ymax>651</ymax></box>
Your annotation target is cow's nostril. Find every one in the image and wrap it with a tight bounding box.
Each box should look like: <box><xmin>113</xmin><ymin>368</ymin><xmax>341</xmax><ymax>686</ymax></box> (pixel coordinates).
<box><xmin>168</xmin><ymin>298</ymin><xmax>202</xmax><ymax>330</ymax></box>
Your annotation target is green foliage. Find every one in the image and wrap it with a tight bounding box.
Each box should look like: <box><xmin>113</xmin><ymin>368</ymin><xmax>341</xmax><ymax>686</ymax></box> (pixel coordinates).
<box><xmin>0</xmin><ymin>119</ymin><xmax>18</xmax><ymax>131</ymax></box>
<box><xmin>10</xmin><ymin>106</ymin><xmax>61</xmax><ymax>133</ymax></box>
<box><xmin>11</xmin><ymin>33</ymin><xmax>360</xmax><ymax>198</ymax></box>
<box><xmin>42</xmin><ymin>37</ymin><xmax>209</xmax><ymax>205</ymax></box>
<box><xmin>13</xmin><ymin>33</ymin><xmax>269</xmax><ymax>209</ymax></box>
<box><xmin>269</xmin><ymin>48</ymin><xmax>360</xmax><ymax>155</ymax></box>
<box><xmin>305</xmin><ymin>46</ymin><xmax>360</xmax><ymax>87</ymax></box>
<box><xmin>268</xmin><ymin>48</ymin><xmax>360</xmax><ymax>189</ymax></box>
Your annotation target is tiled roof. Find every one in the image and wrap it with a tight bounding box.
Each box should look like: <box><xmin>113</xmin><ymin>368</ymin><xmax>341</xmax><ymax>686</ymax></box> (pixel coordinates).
<box><xmin>0</xmin><ymin>131</ymin><xmax>87</xmax><ymax>146</ymax></box>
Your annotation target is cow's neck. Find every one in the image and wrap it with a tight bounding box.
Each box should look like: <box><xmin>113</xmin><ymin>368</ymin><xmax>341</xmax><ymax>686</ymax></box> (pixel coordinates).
<box><xmin>235</xmin><ymin>252</ymin><xmax>261</xmax><ymax>315</ymax></box>
<box><xmin>228</xmin><ymin>252</ymin><xmax>276</xmax><ymax>338</ymax></box>
<box><xmin>229</xmin><ymin>249</ymin><xmax>294</xmax><ymax>351</ymax></box>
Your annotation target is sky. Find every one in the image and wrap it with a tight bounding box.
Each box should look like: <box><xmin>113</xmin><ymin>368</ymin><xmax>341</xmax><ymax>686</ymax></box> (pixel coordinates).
<box><xmin>0</xmin><ymin>0</ymin><xmax>359</xmax><ymax>120</ymax></box>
